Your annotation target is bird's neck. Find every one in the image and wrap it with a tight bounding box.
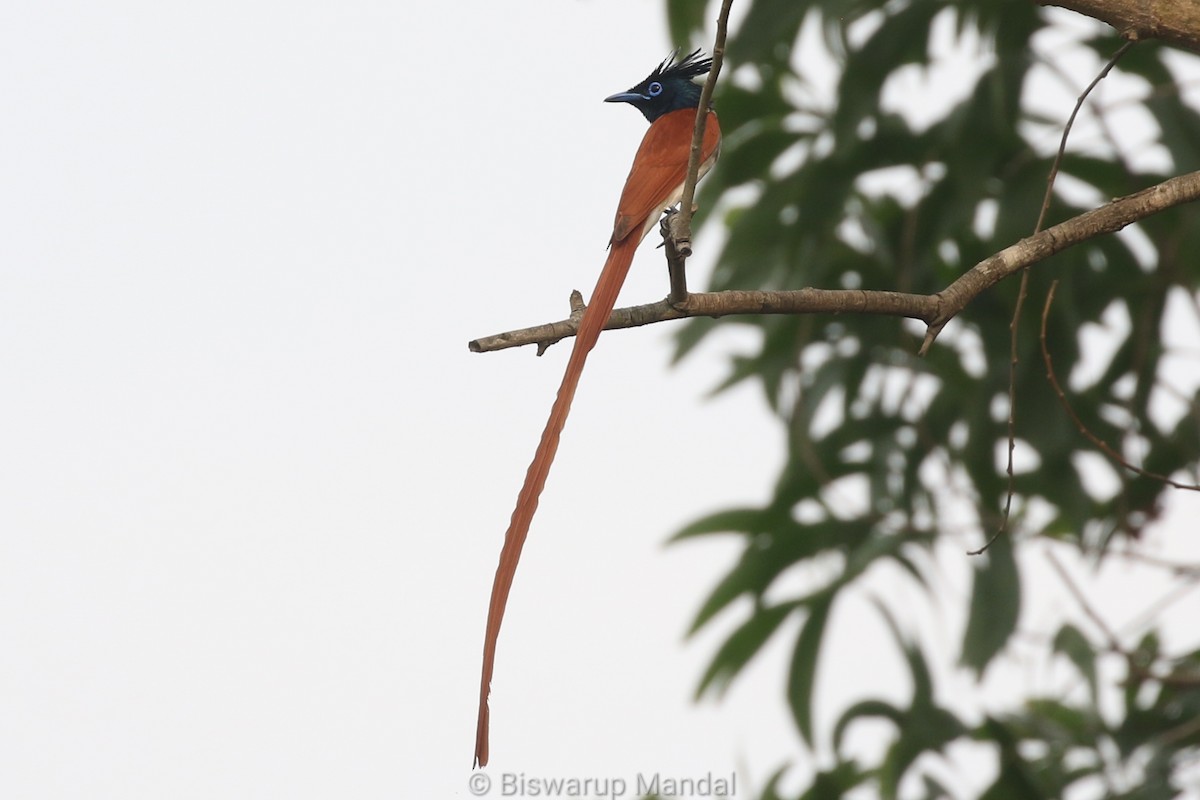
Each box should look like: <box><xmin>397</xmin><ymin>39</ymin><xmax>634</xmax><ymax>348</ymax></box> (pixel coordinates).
<box><xmin>644</xmin><ymin>83</ymin><xmax>703</xmax><ymax>122</ymax></box>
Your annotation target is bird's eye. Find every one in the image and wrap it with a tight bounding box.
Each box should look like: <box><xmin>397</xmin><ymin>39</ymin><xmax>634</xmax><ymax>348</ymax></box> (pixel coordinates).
<box><xmin>648</xmin><ymin>81</ymin><xmax>663</xmax><ymax>97</ymax></box>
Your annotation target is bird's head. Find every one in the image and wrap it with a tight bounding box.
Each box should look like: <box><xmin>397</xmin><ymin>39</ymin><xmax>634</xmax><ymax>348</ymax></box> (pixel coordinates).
<box><xmin>604</xmin><ymin>49</ymin><xmax>712</xmax><ymax>123</ymax></box>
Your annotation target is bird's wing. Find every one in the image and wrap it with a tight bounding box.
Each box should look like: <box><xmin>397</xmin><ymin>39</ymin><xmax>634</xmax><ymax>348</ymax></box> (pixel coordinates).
<box><xmin>611</xmin><ymin>108</ymin><xmax>721</xmax><ymax>244</ymax></box>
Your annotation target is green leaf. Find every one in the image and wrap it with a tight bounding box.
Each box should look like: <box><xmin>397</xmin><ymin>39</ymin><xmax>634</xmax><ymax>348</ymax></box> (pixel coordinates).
<box><xmin>680</xmin><ymin>509</ymin><xmax>818</xmax><ymax>633</ymax></box>
<box><xmin>716</xmin><ymin>125</ymin><xmax>804</xmax><ymax>187</ymax></box>
<box><xmin>665</xmin><ymin>0</ymin><xmax>709</xmax><ymax>45</ymax></box>
<box><xmin>758</xmin><ymin>764</ymin><xmax>792</xmax><ymax>800</ymax></box>
<box><xmin>833</xmin><ymin>699</ymin><xmax>906</xmax><ymax>754</ymax></box>
<box><xmin>975</xmin><ymin>717</ymin><xmax>1054</xmax><ymax>799</ymax></box>
<box><xmin>787</xmin><ymin>592</ymin><xmax>835</xmax><ymax>745</ymax></box>
<box><xmin>695</xmin><ymin>601</ymin><xmax>799</xmax><ymax>697</ymax></box>
<box><xmin>1052</xmin><ymin>623</ymin><xmax>1098</xmax><ymax>700</ymax></box>
<box><xmin>727</xmin><ymin>0</ymin><xmax>811</xmax><ymax>67</ymax></box>
<box><xmin>657</xmin><ymin>1</ymin><xmax>1200</xmax><ymax>795</ymax></box>
<box><xmin>671</xmin><ymin>507</ymin><xmax>767</xmax><ymax>541</ymax></box>
<box><xmin>687</xmin><ymin>552</ymin><xmax>767</xmax><ymax>634</ymax></box>
<box><xmin>1022</xmin><ymin>698</ymin><xmax>1102</xmax><ymax>747</ymax></box>
<box><xmin>832</xmin><ymin>0</ymin><xmax>942</xmax><ymax>141</ymax></box>
<box><xmin>798</xmin><ymin>761</ymin><xmax>869</xmax><ymax>799</ymax></box>
<box><xmin>879</xmin><ymin>705</ymin><xmax>965</xmax><ymax>800</ymax></box>
<box><xmin>960</xmin><ymin>533</ymin><xmax>1020</xmax><ymax>675</ymax></box>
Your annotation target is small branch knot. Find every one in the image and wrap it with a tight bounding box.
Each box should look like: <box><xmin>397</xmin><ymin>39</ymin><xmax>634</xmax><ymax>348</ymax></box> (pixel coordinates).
<box><xmin>664</xmin><ymin>208</ymin><xmax>694</xmax><ymax>258</ymax></box>
<box><xmin>661</xmin><ymin>208</ymin><xmax>692</xmax><ymax>306</ymax></box>
<box><xmin>568</xmin><ymin>290</ymin><xmax>585</xmax><ymax>316</ymax></box>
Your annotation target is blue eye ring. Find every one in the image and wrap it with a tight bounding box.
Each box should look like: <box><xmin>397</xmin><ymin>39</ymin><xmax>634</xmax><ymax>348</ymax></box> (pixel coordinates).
<box><xmin>648</xmin><ymin>81</ymin><xmax>663</xmax><ymax>97</ymax></box>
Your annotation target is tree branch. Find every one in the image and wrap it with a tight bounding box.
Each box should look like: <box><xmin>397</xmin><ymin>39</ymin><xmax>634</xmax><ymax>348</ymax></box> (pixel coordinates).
<box><xmin>468</xmin><ymin>170</ymin><xmax>1200</xmax><ymax>355</ymax></box>
<box><xmin>470</xmin><ymin>287</ymin><xmax>936</xmax><ymax>353</ymax></box>
<box><xmin>919</xmin><ymin>168</ymin><xmax>1200</xmax><ymax>354</ymax></box>
<box><xmin>664</xmin><ymin>0</ymin><xmax>736</xmax><ymax>305</ymax></box>
<box><xmin>1041</xmin><ymin>0</ymin><xmax>1200</xmax><ymax>55</ymax></box>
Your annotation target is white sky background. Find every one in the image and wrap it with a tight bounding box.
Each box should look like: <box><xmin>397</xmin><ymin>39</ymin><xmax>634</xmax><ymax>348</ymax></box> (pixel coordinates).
<box><xmin>2</xmin><ymin>2</ymin><xmax>1199</xmax><ymax>798</ymax></box>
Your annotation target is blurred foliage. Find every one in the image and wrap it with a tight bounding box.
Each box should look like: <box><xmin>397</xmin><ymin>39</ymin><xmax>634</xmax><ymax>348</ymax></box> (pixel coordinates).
<box><xmin>663</xmin><ymin>0</ymin><xmax>1200</xmax><ymax>796</ymax></box>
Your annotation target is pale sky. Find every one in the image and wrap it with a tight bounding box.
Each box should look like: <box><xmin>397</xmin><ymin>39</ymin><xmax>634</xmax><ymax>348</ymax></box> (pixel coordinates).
<box><xmin>3</xmin><ymin>3</ymin><xmax>1198</xmax><ymax>798</ymax></box>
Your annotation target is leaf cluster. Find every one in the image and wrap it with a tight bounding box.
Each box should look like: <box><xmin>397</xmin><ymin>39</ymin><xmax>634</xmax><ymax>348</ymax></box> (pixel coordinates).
<box><xmin>665</xmin><ymin>0</ymin><xmax>1200</xmax><ymax>796</ymax></box>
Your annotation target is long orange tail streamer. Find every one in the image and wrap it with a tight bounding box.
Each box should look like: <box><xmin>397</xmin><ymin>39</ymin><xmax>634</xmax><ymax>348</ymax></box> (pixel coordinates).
<box><xmin>474</xmin><ymin>234</ymin><xmax>638</xmax><ymax>768</ymax></box>
<box><xmin>474</xmin><ymin>107</ymin><xmax>719</xmax><ymax>767</ymax></box>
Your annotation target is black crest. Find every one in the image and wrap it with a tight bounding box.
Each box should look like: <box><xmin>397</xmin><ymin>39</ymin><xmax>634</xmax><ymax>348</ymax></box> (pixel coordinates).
<box><xmin>649</xmin><ymin>49</ymin><xmax>713</xmax><ymax>84</ymax></box>
<box><xmin>605</xmin><ymin>49</ymin><xmax>713</xmax><ymax>122</ymax></box>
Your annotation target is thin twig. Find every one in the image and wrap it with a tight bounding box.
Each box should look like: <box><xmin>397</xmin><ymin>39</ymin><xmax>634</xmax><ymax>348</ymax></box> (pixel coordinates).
<box><xmin>679</xmin><ymin>0</ymin><xmax>734</xmax><ymax>235</ymax></box>
<box><xmin>1159</xmin><ymin>714</ymin><xmax>1200</xmax><ymax>746</ymax></box>
<box><xmin>1034</xmin><ymin>41</ymin><xmax>1135</xmax><ymax>234</ymax></box>
<box><xmin>972</xmin><ymin>40</ymin><xmax>1135</xmax><ymax>556</ymax></box>
<box><xmin>1047</xmin><ymin>549</ymin><xmax>1200</xmax><ymax>689</ymax></box>
<box><xmin>1112</xmin><ymin>548</ymin><xmax>1200</xmax><ymax>578</ymax></box>
<box><xmin>1040</xmin><ymin>281</ymin><xmax>1200</xmax><ymax>491</ymax></box>
<box><xmin>1035</xmin><ymin>50</ymin><xmax>1136</xmax><ymax>183</ymax></box>
<box><xmin>972</xmin><ymin>268</ymin><xmax>1029</xmax><ymax>557</ymax></box>
<box><xmin>665</xmin><ymin>0</ymin><xmax>735</xmax><ymax>305</ymax></box>
<box><xmin>1046</xmin><ymin>549</ymin><xmax>1124</xmax><ymax>653</ymax></box>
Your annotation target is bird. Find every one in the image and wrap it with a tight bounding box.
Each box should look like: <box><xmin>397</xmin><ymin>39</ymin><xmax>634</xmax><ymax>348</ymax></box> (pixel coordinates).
<box><xmin>473</xmin><ymin>49</ymin><xmax>721</xmax><ymax>768</ymax></box>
